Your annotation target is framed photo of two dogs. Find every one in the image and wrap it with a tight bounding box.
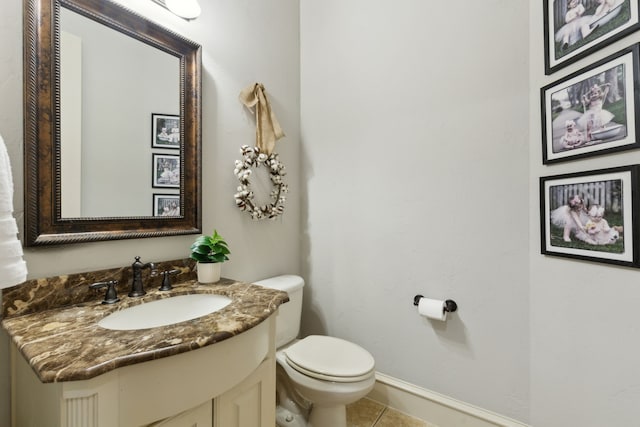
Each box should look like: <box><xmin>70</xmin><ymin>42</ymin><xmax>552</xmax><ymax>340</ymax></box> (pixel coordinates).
<box><xmin>541</xmin><ymin>1</ymin><xmax>640</xmax><ymax>266</ymax></box>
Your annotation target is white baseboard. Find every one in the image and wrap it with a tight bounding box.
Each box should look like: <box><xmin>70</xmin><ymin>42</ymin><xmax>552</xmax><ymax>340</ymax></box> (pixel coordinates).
<box><xmin>367</xmin><ymin>372</ymin><xmax>529</xmax><ymax>427</ymax></box>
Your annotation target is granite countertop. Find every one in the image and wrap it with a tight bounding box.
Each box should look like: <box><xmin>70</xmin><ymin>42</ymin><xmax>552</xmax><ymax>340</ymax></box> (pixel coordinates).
<box><xmin>1</xmin><ymin>259</ymin><xmax>289</xmax><ymax>383</ymax></box>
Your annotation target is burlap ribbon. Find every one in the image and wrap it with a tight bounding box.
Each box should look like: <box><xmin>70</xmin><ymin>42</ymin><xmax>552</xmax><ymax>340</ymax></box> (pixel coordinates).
<box><xmin>239</xmin><ymin>83</ymin><xmax>285</xmax><ymax>155</ymax></box>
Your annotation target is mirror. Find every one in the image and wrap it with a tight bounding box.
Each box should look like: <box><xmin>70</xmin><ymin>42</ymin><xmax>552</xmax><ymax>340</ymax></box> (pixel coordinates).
<box><xmin>24</xmin><ymin>0</ymin><xmax>202</xmax><ymax>246</ymax></box>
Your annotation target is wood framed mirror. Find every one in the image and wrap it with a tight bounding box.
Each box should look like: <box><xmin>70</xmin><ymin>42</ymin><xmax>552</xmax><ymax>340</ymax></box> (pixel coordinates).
<box><xmin>23</xmin><ymin>0</ymin><xmax>202</xmax><ymax>246</ymax></box>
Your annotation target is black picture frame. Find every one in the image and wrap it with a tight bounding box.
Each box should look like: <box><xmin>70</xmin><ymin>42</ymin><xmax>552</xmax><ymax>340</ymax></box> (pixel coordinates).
<box><xmin>541</xmin><ymin>44</ymin><xmax>640</xmax><ymax>164</ymax></box>
<box><xmin>151</xmin><ymin>113</ymin><xmax>180</xmax><ymax>149</ymax></box>
<box><xmin>543</xmin><ymin>0</ymin><xmax>640</xmax><ymax>75</ymax></box>
<box><xmin>540</xmin><ymin>165</ymin><xmax>639</xmax><ymax>267</ymax></box>
<box><xmin>152</xmin><ymin>153</ymin><xmax>180</xmax><ymax>188</ymax></box>
<box><xmin>153</xmin><ymin>194</ymin><xmax>180</xmax><ymax>217</ymax></box>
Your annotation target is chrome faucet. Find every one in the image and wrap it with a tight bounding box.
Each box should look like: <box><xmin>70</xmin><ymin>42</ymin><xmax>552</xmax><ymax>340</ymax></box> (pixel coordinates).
<box><xmin>129</xmin><ymin>256</ymin><xmax>157</xmax><ymax>297</ymax></box>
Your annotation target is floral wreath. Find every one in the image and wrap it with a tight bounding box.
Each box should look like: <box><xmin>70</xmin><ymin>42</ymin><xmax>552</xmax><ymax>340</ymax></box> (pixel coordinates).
<box><xmin>234</xmin><ymin>145</ymin><xmax>289</xmax><ymax>220</ymax></box>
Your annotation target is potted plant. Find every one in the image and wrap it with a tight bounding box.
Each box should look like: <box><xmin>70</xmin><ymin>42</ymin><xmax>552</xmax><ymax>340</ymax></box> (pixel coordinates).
<box><xmin>190</xmin><ymin>230</ymin><xmax>230</xmax><ymax>283</ymax></box>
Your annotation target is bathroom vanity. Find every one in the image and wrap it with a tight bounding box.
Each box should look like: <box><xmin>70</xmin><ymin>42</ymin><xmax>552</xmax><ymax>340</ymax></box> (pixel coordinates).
<box><xmin>1</xmin><ymin>260</ymin><xmax>289</xmax><ymax>427</ymax></box>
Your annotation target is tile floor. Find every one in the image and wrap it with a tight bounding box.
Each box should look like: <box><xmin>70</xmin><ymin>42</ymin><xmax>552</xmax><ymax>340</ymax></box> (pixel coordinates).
<box><xmin>346</xmin><ymin>397</ymin><xmax>438</xmax><ymax>427</ymax></box>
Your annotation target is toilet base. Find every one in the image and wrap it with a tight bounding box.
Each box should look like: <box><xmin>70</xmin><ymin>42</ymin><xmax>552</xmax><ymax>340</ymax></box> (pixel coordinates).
<box><xmin>308</xmin><ymin>404</ymin><xmax>347</xmax><ymax>427</ymax></box>
<box><xmin>276</xmin><ymin>406</ymin><xmax>307</xmax><ymax>427</ymax></box>
<box><xmin>276</xmin><ymin>402</ymin><xmax>349</xmax><ymax>427</ymax></box>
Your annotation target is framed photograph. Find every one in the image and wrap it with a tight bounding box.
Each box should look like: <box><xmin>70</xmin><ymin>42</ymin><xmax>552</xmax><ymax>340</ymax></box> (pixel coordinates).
<box><xmin>151</xmin><ymin>113</ymin><xmax>180</xmax><ymax>149</ymax></box>
<box><xmin>540</xmin><ymin>165</ymin><xmax>638</xmax><ymax>267</ymax></box>
<box><xmin>544</xmin><ymin>0</ymin><xmax>640</xmax><ymax>74</ymax></box>
<box><xmin>153</xmin><ymin>194</ymin><xmax>180</xmax><ymax>217</ymax></box>
<box><xmin>541</xmin><ymin>44</ymin><xmax>640</xmax><ymax>164</ymax></box>
<box><xmin>152</xmin><ymin>153</ymin><xmax>180</xmax><ymax>188</ymax></box>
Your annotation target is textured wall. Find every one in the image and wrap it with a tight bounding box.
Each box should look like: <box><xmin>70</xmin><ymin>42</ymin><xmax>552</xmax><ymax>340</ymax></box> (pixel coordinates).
<box><xmin>530</xmin><ymin>1</ymin><xmax>640</xmax><ymax>426</ymax></box>
<box><xmin>300</xmin><ymin>0</ymin><xmax>530</xmax><ymax>422</ymax></box>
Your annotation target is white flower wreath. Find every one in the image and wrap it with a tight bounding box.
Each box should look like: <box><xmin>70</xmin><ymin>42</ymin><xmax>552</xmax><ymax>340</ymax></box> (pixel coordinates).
<box><xmin>233</xmin><ymin>145</ymin><xmax>289</xmax><ymax>220</ymax></box>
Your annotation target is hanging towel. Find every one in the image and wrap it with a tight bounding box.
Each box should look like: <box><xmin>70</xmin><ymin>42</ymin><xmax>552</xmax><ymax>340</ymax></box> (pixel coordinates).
<box><xmin>0</xmin><ymin>218</ymin><xmax>18</xmax><ymax>237</ymax></box>
<box><xmin>238</xmin><ymin>83</ymin><xmax>285</xmax><ymax>155</ymax></box>
<box><xmin>0</xmin><ymin>133</ymin><xmax>27</xmax><ymax>289</ymax></box>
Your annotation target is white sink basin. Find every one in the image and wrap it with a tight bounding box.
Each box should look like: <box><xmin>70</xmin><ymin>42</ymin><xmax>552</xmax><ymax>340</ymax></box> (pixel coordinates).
<box><xmin>98</xmin><ymin>294</ymin><xmax>232</xmax><ymax>330</ymax></box>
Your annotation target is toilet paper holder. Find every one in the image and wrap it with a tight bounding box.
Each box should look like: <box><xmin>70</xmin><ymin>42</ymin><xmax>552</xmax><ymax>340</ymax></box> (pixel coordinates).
<box><xmin>413</xmin><ymin>295</ymin><xmax>458</xmax><ymax>313</ymax></box>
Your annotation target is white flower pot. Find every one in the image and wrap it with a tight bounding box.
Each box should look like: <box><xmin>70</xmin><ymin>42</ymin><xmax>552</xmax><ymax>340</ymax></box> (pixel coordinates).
<box><xmin>196</xmin><ymin>262</ymin><xmax>221</xmax><ymax>284</ymax></box>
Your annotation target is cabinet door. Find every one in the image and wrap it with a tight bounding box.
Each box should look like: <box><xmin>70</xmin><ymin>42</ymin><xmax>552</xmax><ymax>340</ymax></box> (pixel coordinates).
<box><xmin>148</xmin><ymin>401</ymin><xmax>212</xmax><ymax>427</ymax></box>
<box><xmin>214</xmin><ymin>358</ymin><xmax>276</xmax><ymax>427</ymax></box>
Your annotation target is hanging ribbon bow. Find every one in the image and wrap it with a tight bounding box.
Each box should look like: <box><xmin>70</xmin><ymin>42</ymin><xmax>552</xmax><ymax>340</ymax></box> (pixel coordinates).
<box><xmin>238</xmin><ymin>83</ymin><xmax>285</xmax><ymax>155</ymax></box>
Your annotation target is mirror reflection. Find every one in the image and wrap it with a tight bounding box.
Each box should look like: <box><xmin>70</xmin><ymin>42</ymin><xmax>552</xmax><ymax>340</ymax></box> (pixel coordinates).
<box><xmin>60</xmin><ymin>7</ymin><xmax>180</xmax><ymax>218</ymax></box>
<box><xmin>23</xmin><ymin>0</ymin><xmax>202</xmax><ymax>246</ymax></box>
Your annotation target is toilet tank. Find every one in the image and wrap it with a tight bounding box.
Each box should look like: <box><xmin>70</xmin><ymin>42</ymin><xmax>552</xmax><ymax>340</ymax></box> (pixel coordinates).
<box><xmin>253</xmin><ymin>275</ymin><xmax>304</xmax><ymax>348</ymax></box>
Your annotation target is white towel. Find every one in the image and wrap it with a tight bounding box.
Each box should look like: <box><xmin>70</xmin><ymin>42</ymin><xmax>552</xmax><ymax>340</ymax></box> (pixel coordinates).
<box><xmin>0</xmin><ymin>135</ymin><xmax>15</xmax><ymax>214</ymax></box>
<box><xmin>0</xmin><ymin>217</ymin><xmax>18</xmax><ymax>237</ymax></box>
<box><xmin>0</xmin><ymin>133</ymin><xmax>27</xmax><ymax>288</ymax></box>
<box><xmin>0</xmin><ymin>240</ymin><xmax>24</xmax><ymax>258</ymax></box>
<box><xmin>0</xmin><ymin>258</ymin><xmax>27</xmax><ymax>287</ymax></box>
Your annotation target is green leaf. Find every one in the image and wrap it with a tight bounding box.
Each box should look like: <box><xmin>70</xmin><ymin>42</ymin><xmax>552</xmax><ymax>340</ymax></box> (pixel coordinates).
<box><xmin>209</xmin><ymin>254</ymin><xmax>227</xmax><ymax>263</ymax></box>
<box><xmin>190</xmin><ymin>245</ymin><xmax>209</xmax><ymax>255</ymax></box>
<box><xmin>190</xmin><ymin>253</ymin><xmax>210</xmax><ymax>262</ymax></box>
<box><xmin>190</xmin><ymin>229</ymin><xmax>231</xmax><ymax>262</ymax></box>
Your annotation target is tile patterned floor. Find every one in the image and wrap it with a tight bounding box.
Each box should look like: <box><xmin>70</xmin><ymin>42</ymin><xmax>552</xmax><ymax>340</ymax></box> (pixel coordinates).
<box><xmin>346</xmin><ymin>397</ymin><xmax>438</xmax><ymax>427</ymax></box>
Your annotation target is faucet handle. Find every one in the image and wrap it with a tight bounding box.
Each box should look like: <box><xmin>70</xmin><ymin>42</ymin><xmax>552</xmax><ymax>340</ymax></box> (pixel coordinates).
<box><xmin>159</xmin><ymin>269</ymin><xmax>180</xmax><ymax>291</ymax></box>
<box><xmin>90</xmin><ymin>280</ymin><xmax>120</xmax><ymax>304</ymax></box>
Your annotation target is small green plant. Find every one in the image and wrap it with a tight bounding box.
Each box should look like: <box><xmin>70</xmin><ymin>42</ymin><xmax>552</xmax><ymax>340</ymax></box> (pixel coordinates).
<box><xmin>190</xmin><ymin>230</ymin><xmax>231</xmax><ymax>263</ymax></box>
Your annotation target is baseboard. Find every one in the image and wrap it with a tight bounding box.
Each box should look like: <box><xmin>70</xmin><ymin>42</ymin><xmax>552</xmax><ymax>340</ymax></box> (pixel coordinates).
<box><xmin>367</xmin><ymin>372</ymin><xmax>529</xmax><ymax>427</ymax></box>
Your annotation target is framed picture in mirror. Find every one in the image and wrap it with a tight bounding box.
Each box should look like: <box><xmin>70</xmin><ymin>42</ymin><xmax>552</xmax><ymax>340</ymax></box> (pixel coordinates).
<box><xmin>152</xmin><ymin>113</ymin><xmax>180</xmax><ymax>149</ymax></box>
<box><xmin>153</xmin><ymin>194</ymin><xmax>180</xmax><ymax>217</ymax></box>
<box><xmin>152</xmin><ymin>154</ymin><xmax>180</xmax><ymax>188</ymax></box>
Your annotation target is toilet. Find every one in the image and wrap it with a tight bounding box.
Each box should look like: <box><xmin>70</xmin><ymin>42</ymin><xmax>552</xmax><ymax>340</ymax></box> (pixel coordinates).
<box><xmin>254</xmin><ymin>275</ymin><xmax>376</xmax><ymax>427</ymax></box>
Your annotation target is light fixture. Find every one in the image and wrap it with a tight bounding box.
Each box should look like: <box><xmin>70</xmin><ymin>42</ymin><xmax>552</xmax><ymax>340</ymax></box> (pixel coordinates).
<box><xmin>152</xmin><ymin>0</ymin><xmax>201</xmax><ymax>20</ymax></box>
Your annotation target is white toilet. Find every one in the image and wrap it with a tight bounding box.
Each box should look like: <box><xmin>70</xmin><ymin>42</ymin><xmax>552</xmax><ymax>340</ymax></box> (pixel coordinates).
<box><xmin>254</xmin><ymin>275</ymin><xmax>376</xmax><ymax>427</ymax></box>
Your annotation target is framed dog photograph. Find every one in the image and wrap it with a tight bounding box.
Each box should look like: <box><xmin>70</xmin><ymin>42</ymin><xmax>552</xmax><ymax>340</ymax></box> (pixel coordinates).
<box><xmin>152</xmin><ymin>153</ymin><xmax>180</xmax><ymax>188</ymax></box>
<box><xmin>544</xmin><ymin>0</ymin><xmax>640</xmax><ymax>75</ymax></box>
<box><xmin>151</xmin><ymin>113</ymin><xmax>180</xmax><ymax>149</ymax></box>
<box><xmin>541</xmin><ymin>44</ymin><xmax>640</xmax><ymax>164</ymax></box>
<box><xmin>153</xmin><ymin>194</ymin><xmax>180</xmax><ymax>217</ymax></box>
<box><xmin>540</xmin><ymin>165</ymin><xmax>639</xmax><ymax>267</ymax></box>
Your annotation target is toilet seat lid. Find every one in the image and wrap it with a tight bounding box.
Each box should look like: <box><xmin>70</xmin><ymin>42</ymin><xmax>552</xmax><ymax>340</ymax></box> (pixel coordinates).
<box><xmin>284</xmin><ymin>335</ymin><xmax>375</xmax><ymax>382</ymax></box>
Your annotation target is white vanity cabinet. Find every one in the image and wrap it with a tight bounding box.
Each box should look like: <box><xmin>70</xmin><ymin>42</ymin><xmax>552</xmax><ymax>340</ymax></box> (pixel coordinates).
<box><xmin>148</xmin><ymin>401</ymin><xmax>212</xmax><ymax>427</ymax></box>
<box><xmin>214</xmin><ymin>356</ymin><xmax>276</xmax><ymax>427</ymax></box>
<box><xmin>149</xmin><ymin>357</ymin><xmax>276</xmax><ymax>427</ymax></box>
<box><xmin>10</xmin><ymin>316</ymin><xmax>277</xmax><ymax>427</ymax></box>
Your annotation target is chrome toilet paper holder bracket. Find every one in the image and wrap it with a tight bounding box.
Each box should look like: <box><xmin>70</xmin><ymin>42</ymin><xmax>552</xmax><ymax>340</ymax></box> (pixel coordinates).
<box><xmin>413</xmin><ymin>295</ymin><xmax>458</xmax><ymax>313</ymax></box>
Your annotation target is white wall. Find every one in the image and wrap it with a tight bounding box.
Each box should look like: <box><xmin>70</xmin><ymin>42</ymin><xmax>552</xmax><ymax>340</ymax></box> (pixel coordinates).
<box><xmin>0</xmin><ymin>0</ymin><xmax>300</xmax><ymax>424</ymax></box>
<box><xmin>300</xmin><ymin>0</ymin><xmax>530</xmax><ymax>423</ymax></box>
<box><xmin>529</xmin><ymin>2</ymin><xmax>640</xmax><ymax>427</ymax></box>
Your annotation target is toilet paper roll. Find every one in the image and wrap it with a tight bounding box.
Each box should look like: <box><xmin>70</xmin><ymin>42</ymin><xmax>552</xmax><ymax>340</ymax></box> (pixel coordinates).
<box><xmin>418</xmin><ymin>297</ymin><xmax>447</xmax><ymax>321</ymax></box>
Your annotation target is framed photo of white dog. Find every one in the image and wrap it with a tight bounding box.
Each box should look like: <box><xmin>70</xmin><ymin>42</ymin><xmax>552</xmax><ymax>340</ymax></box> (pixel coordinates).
<box><xmin>543</xmin><ymin>0</ymin><xmax>640</xmax><ymax>74</ymax></box>
<box><xmin>541</xmin><ymin>44</ymin><xmax>640</xmax><ymax>164</ymax></box>
<box><xmin>540</xmin><ymin>165</ymin><xmax>639</xmax><ymax>267</ymax></box>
